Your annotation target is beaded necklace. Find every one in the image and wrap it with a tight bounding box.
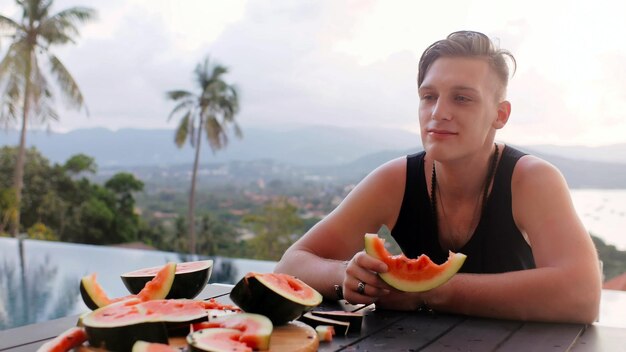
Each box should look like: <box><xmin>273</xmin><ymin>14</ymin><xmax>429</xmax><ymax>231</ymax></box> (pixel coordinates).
<box><xmin>430</xmin><ymin>143</ymin><xmax>499</xmax><ymax>251</ymax></box>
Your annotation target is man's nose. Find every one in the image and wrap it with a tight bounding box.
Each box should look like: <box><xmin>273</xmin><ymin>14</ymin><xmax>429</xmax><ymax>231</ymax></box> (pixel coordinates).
<box><xmin>431</xmin><ymin>100</ymin><xmax>452</xmax><ymax>121</ymax></box>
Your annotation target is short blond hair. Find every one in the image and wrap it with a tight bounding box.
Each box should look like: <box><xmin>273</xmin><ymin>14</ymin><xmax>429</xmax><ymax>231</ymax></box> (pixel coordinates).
<box><xmin>418</xmin><ymin>31</ymin><xmax>516</xmax><ymax>101</ymax></box>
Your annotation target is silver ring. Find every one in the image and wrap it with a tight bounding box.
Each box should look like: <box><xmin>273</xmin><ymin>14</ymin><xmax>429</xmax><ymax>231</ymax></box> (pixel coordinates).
<box><xmin>357</xmin><ymin>281</ymin><xmax>366</xmax><ymax>295</ymax></box>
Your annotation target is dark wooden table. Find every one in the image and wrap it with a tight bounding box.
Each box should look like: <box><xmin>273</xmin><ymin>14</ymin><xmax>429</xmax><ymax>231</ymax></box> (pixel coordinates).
<box><xmin>1</xmin><ymin>284</ymin><xmax>624</xmax><ymax>351</ymax></box>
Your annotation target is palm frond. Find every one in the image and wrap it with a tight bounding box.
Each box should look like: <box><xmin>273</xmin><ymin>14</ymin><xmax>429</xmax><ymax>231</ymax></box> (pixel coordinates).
<box><xmin>210</xmin><ymin>65</ymin><xmax>228</xmax><ymax>80</ymax></box>
<box><xmin>232</xmin><ymin>123</ymin><xmax>243</xmax><ymax>139</ymax></box>
<box><xmin>0</xmin><ymin>15</ymin><xmax>20</xmax><ymax>34</ymax></box>
<box><xmin>174</xmin><ymin>113</ymin><xmax>191</xmax><ymax>148</ymax></box>
<box><xmin>0</xmin><ymin>75</ymin><xmax>22</xmax><ymax>126</ymax></box>
<box><xmin>48</xmin><ymin>53</ymin><xmax>85</xmax><ymax>110</ymax></box>
<box><xmin>38</xmin><ymin>7</ymin><xmax>96</xmax><ymax>45</ymax></box>
<box><xmin>205</xmin><ymin>115</ymin><xmax>226</xmax><ymax>152</ymax></box>
<box><xmin>166</xmin><ymin>100</ymin><xmax>194</xmax><ymax>122</ymax></box>
<box><xmin>166</xmin><ymin>89</ymin><xmax>194</xmax><ymax>101</ymax></box>
<box><xmin>189</xmin><ymin>116</ymin><xmax>196</xmax><ymax>149</ymax></box>
<box><xmin>0</xmin><ymin>41</ymin><xmax>28</xmax><ymax>78</ymax></box>
<box><xmin>166</xmin><ymin>55</ymin><xmax>241</xmax><ymax>154</ymax></box>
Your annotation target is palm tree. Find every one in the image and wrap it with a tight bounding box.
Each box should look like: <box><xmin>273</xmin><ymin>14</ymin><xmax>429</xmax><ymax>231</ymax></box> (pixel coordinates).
<box><xmin>0</xmin><ymin>0</ymin><xmax>95</xmax><ymax>235</ymax></box>
<box><xmin>167</xmin><ymin>56</ymin><xmax>241</xmax><ymax>255</ymax></box>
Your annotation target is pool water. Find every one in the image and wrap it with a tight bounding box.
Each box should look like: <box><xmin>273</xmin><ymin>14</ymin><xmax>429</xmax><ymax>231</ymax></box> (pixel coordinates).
<box><xmin>0</xmin><ymin>237</ymin><xmax>276</xmax><ymax>330</ymax></box>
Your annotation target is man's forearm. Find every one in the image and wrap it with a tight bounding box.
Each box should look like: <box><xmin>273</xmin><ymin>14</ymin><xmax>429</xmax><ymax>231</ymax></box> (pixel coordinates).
<box><xmin>424</xmin><ymin>267</ymin><xmax>600</xmax><ymax>324</ymax></box>
<box><xmin>275</xmin><ymin>249</ymin><xmax>347</xmax><ymax>299</ymax></box>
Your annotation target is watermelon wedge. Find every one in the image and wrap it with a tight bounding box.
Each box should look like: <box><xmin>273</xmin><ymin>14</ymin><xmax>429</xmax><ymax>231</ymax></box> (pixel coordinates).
<box><xmin>364</xmin><ymin>233</ymin><xmax>466</xmax><ymax>292</ymax></box>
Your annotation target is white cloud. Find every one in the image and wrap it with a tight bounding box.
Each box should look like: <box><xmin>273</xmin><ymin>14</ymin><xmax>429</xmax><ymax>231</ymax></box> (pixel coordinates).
<box><xmin>2</xmin><ymin>0</ymin><xmax>625</xmax><ymax>146</ymax></box>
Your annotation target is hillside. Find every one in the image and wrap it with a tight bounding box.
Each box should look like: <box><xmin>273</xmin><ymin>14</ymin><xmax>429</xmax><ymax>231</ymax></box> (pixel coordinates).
<box><xmin>2</xmin><ymin>126</ymin><xmax>626</xmax><ymax>189</ymax></box>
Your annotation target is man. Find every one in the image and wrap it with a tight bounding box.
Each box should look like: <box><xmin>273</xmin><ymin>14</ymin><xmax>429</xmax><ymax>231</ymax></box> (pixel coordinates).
<box><xmin>274</xmin><ymin>31</ymin><xmax>601</xmax><ymax>323</ymax></box>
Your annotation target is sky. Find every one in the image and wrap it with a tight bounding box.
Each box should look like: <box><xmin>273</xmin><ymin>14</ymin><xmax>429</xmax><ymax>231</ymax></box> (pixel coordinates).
<box><xmin>1</xmin><ymin>0</ymin><xmax>625</xmax><ymax>147</ymax></box>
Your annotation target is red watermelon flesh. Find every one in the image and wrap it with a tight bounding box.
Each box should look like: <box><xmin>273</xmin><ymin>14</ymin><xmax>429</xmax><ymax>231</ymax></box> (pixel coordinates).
<box><xmin>121</xmin><ymin>260</ymin><xmax>213</xmax><ymax>299</ymax></box>
<box><xmin>82</xmin><ymin>299</ymin><xmax>209</xmax><ymax>328</ymax></box>
<box><xmin>192</xmin><ymin>313</ymin><xmax>273</xmax><ymax>350</ymax></box>
<box><xmin>80</xmin><ymin>262</ymin><xmax>176</xmax><ymax>310</ymax></box>
<box><xmin>364</xmin><ymin>233</ymin><xmax>466</xmax><ymax>292</ymax></box>
<box><xmin>187</xmin><ymin>328</ymin><xmax>252</xmax><ymax>352</ymax></box>
<box><xmin>37</xmin><ymin>327</ymin><xmax>87</xmax><ymax>352</ymax></box>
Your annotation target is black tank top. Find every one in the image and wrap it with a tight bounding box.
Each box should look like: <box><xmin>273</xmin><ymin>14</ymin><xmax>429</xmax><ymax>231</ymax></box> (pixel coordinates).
<box><xmin>391</xmin><ymin>145</ymin><xmax>536</xmax><ymax>273</ymax></box>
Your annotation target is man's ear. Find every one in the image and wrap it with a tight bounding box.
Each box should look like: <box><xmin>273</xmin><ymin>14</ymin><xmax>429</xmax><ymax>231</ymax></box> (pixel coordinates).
<box><xmin>493</xmin><ymin>100</ymin><xmax>511</xmax><ymax>129</ymax></box>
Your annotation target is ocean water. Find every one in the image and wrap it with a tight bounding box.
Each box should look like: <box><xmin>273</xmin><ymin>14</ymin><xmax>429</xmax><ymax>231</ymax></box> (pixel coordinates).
<box><xmin>570</xmin><ymin>189</ymin><xmax>626</xmax><ymax>250</ymax></box>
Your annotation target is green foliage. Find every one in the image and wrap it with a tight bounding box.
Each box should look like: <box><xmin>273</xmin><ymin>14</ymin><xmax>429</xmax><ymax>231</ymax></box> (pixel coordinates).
<box><xmin>242</xmin><ymin>198</ymin><xmax>304</xmax><ymax>261</ymax></box>
<box><xmin>64</xmin><ymin>154</ymin><xmax>97</xmax><ymax>176</ymax></box>
<box><xmin>592</xmin><ymin>234</ymin><xmax>626</xmax><ymax>281</ymax></box>
<box><xmin>27</xmin><ymin>222</ymin><xmax>58</xmax><ymax>241</ymax></box>
<box><xmin>0</xmin><ymin>0</ymin><xmax>96</xmax><ymax>234</ymax></box>
<box><xmin>0</xmin><ymin>147</ymin><xmax>145</xmax><ymax>245</ymax></box>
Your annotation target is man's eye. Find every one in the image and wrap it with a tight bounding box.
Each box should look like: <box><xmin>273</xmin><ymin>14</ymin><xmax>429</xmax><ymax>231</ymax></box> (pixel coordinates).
<box><xmin>421</xmin><ymin>94</ymin><xmax>435</xmax><ymax>101</ymax></box>
<box><xmin>455</xmin><ymin>95</ymin><xmax>471</xmax><ymax>102</ymax></box>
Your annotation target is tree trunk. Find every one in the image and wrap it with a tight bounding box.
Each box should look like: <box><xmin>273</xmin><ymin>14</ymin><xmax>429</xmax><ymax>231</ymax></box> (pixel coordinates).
<box><xmin>188</xmin><ymin>116</ymin><xmax>204</xmax><ymax>255</ymax></box>
<box><xmin>9</xmin><ymin>52</ymin><xmax>33</xmax><ymax>236</ymax></box>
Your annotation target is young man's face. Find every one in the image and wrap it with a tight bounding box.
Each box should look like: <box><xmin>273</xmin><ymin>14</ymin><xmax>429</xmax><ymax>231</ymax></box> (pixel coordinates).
<box><xmin>418</xmin><ymin>57</ymin><xmax>508</xmax><ymax>161</ymax></box>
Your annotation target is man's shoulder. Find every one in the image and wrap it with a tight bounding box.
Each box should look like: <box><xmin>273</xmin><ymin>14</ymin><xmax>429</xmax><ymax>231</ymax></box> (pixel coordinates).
<box><xmin>512</xmin><ymin>153</ymin><xmax>566</xmax><ymax>189</ymax></box>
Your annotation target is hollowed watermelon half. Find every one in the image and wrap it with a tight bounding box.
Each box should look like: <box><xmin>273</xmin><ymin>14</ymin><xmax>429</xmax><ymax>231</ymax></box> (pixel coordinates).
<box><xmin>82</xmin><ymin>299</ymin><xmax>209</xmax><ymax>351</ymax></box>
<box><xmin>80</xmin><ymin>262</ymin><xmax>177</xmax><ymax>310</ymax></box>
<box><xmin>364</xmin><ymin>233</ymin><xmax>466</xmax><ymax>292</ymax></box>
<box><xmin>121</xmin><ymin>260</ymin><xmax>213</xmax><ymax>299</ymax></box>
<box><xmin>187</xmin><ymin>328</ymin><xmax>252</xmax><ymax>352</ymax></box>
<box><xmin>191</xmin><ymin>312</ymin><xmax>273</xmax><ymax>350</ymax></box>
<box><xmin>230</xmin><ymin>272</ymin><xmax>323</xmax><ymax>325</ymax></box>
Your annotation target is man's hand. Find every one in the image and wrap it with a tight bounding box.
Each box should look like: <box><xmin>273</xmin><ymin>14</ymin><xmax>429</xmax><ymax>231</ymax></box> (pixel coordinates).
<box><xmin>341</xmin><ymin>251</ymin><xmax>391</xmax><ymax>304</ymax></box>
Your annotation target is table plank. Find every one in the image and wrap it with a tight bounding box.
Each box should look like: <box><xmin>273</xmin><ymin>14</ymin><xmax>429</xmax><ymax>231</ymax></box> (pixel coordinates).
<box><xmin>317</xmin><ymin>305</ymin><xmax>409</xmax><ymax>352</ymax></box>
<box><xmin>495</xmin><ymin>322</ymin><xmax>585</xmax><ymax>351</ymax></box>
<box><xmin>342</xmin><ymin>311</ymin><xmax>465</xmax><ymax>351</ymax></box>
<box><xmin>421</xmin><ymin>316</ymin><xmax>522</xmax><ymax>351</ymax></box>
<box><xmin>570</xmin><ymin>325</ymin><xmax>626</xmax><ymax>352</ymax></box>
<box><xmin>0</xmin><ymin>314</ymin><xmax>81</xmax><ymax>351</ymax></box>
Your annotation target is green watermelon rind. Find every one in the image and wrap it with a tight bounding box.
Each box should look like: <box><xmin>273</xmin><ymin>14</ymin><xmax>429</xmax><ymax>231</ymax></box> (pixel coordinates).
<box><xmin>82</xmin><ymin>299</ymin><xmax>209</xmax><ymax>351</ymax></box>
<box><xmin>230</xmin><ymin>273</ymin><xmax>322</xmax><ymax>325</ymax></box>
<box><xmin>364</xmin><ymin>233</ymin><xmax>466</xmax><ymax>292</ymax></box>
<box><xmin>121</xmin><ymin>260</ymin><xmax>213</xmax><ymax>299</ymax></box>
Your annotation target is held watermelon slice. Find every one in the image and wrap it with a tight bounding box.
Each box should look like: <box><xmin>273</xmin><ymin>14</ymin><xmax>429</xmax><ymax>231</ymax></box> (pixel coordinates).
<box><xmin>364</xmin><ymin>233</ymin><xmax>466</xmax><ymax>292</ymax></box>
<box><xmin>121</xmin><ymin>260</ymin><xmax>213</xmax><ymax>299</ymax></box>
<box><xmin>191</xmin><ymin>313</ymin><xmax>273</xmax><ymax>350</ymax></box>
<box><xmin>80</xmin><ymin>262</ymin><xmax>177</xmax><ymax>310</ymax></box>
<box><xmin>230</xmin><ymin>272</ymin><xmax>323</xmax><ymax>325</ymax></box>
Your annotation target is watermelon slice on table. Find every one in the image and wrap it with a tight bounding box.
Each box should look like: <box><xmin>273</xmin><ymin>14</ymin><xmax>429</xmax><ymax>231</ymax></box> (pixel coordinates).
<box><xmin>36</xmin><ymin>327</ymin><xmax>87</xmax><ymax>352</ymax></box>
<box><xmin>187</xmin><ymin>328</ymin><xmax>252</xmax><ymax>352</ymax></box>
<box><xmin>191</xmin><ymin>313</ymin><xmax>273</xmax><ymax>350</ymax></box>
<box><xmin>80</xmin><ymin>262</ymin><xmax>177</xmax><ymax>310</ymax></box>
<box><xmin>81</xmin><ymin>299</ymin><xmax>209</xmax><ymax>351</ymax></box>
<box><xmin>230</xmin><ymin>272</ymin><xmax>323</xmax><ymax>325</ymax></box>
<box><xmin>121</xmin><ymin>260</ymin><xmax>213</xmax><ymax>299</ymax></box>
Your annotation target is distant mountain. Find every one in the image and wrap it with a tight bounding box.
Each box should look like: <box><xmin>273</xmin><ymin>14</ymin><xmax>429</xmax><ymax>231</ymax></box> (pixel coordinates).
<box><xmin>0</xmin><ymin>126</ymin><xmax>421</xmax><ymax>167</ymax></box>
<box><xmin>525</xmin><ymin>144</ymin><xmax>626</xmax><ymax>164</ymax></box>
<box><xmin>2</xmin><ymin>126</ymin><xmax>626</xmax><ymax>189</ymax></box>
<box><xmin>308</xmin><ymin>145</ymin><xmax>626</xmax><ymax>189</ymax></box>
